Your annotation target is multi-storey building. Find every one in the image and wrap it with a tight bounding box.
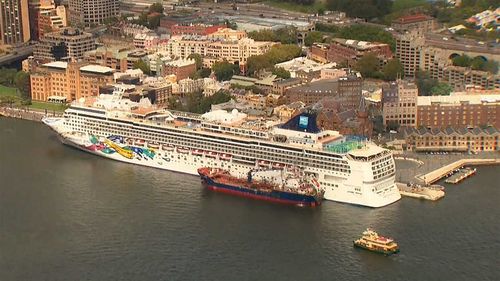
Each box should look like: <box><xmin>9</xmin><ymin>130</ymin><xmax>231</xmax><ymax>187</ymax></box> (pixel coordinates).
<box><xmin>35</xmin><ymin>28</ymin><xmax>95</xmax><ymax>62</ymax></box>
<box><xmin>161</xmin><ymin>58</ymin><xmax>196</xmax><ymax>81</ymax></box>
<box><xmin>68</xmin><ymin>0</ymin><xmax>118</xmax><ymax>26</ymax></box>
<box><xmin>382</xmin><ymin>80</ymin><xmax>418</xmax><ymax>128</ymax></box>
<box><xmin>309</xmin><ymin>43</ymin><xmax>329</xmax><ymax>63</ymax></box>
<box><xmin>30</xmin><ymin>61</ymin><xmax>115</xmax><ymax>102</ymax></box>
<box><xmin>285</xmin><ymin>73</ymin><xmax>362</xmax><ymax>109</ymax></box>
<box><xmin>38</xmin><ymin>4</ymin><xmax>67</xmax><ymax>38</ymax></box>
<box><xmin>166</xmin><ymin>35</ymin><xmax>210</xmax><ymax>58</ymax></box>
<box><xmin>395</xmin><ymin>32</ymin><xmax>500</xmax><ymax>89</ymax></box>
<box><xmin>327</xmin><ymin>38</ymin><xmax>393</xmax><ymax>67</ymax></box>
<box><xmin>416</xmin><ymin>94</ymin><xmax>500</xmax><ymax>128</ymax></box>
<box><xmin>171</xmin><ymin>24</ymin><xmax>225</xmax><ymax>36</ymax></box>
<box><xmin>83</xmin><ymin>46</ymin><xmax>133</xmax><ymax>72</ymax></box>
<box><xmin>391</xmin><ymin>14</ymin><xmax>438</xmax><ymax>33</ymax></box>
<box><xmin>0</xmin><ymin>0</ymin><xmax>30</xmax><ymax>46</ymax></box>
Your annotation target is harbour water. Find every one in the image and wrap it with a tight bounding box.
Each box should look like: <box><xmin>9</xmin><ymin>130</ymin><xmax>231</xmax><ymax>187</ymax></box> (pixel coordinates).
<box><xmin>1</xmin><ymin>117</ymin><xmax>499</xmax><ymax>281</ymax></box>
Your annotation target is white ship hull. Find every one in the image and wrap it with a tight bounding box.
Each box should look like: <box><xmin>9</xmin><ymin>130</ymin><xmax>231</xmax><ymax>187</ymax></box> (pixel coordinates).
<box><xmin>43</xmin><ymin>115</ymin><xmax>401</xmax><ymax>208</ymax></box>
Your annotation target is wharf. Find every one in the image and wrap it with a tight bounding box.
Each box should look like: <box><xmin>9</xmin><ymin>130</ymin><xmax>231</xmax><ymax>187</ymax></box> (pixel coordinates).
<box><xmin>418</xmin><ymin>158</ymin><xmax>500</xmax><ymax>185</ymax></box>
<box><xmin>445</xmin><ymin>168</ymin><xmax>477</xmax><ymax>184</ymax></box>
<box><xmin>0</xmin><ymin>107</ymin><xmax>62</xmax><ymax>122</ymax></box>
<box><xmin>396</xmin><ymin>182</ymin><xmax>445</xmax><ymax>201</ymax></box>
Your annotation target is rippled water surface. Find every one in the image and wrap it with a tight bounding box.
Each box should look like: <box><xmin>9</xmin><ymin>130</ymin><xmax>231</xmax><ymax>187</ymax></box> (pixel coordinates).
<box><xmin>1</xmin><ymin>118</ymin><xmax>499</xmax><ymax>281</ymax></box>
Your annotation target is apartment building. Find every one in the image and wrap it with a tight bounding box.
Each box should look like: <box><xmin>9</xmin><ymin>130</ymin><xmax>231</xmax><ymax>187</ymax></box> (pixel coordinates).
<box><xmin>68</xmin><ymin>0</ymin><xmax>118</xmax><ymax>26</ymax></box>
<box><xmin>167</xmin><ymin>35</ymin><xmax>210</xmax><ymax>58</ymax></box>
<box><xmin>161</xmin><ymin>58</ymin><xmax>196</xmax><ymax>80</ymax></box>
<box><xmin>171</xmin><ymin>24</ymin><xmax>225</xmax><ymax>36</ymax></box>
<box><xmin>391</xmin><ymin>14</ymin><xmax>438</xmax><ymax>33</ymax></box>
<box><xmin>327</xmin><ymin>38</ymin><xmax>393</xmax><ymax>67</ymax></box>
<box><xmin>30</xmin><ymin>61</ymin><xmax>114</xmax><ymax>102</ymax></box>
<box><xmin>382</xmin><ymin>80</ymin><xmax>418</xmax><ymax>128</ymax></box>
<box><xmin>0</xmin><ymin>0</ymin><xmax>30</xmax><ymax>45</ymax></box>
<box><xmin>35</xmin><ymin>28</ymin><xmax>95</xmax><ymax>62</ymax></box>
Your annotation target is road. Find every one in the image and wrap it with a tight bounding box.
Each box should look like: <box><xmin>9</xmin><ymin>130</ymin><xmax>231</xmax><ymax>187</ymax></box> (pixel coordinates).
<box><xmin>0</xmin><ymin>45</ymin><xmax>34</xmax><ymax>66</ymax></box>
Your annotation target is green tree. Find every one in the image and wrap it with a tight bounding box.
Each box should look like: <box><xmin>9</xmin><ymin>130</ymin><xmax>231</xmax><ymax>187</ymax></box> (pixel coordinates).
<box><xmin>272</xmin><ymin>67</ymin><xmax>291</xmax><ymax>79</ymax></box>
<box><xmin>355</xmin><ymin>53</ymin><xmax>380</xmax><ymax>78</ymax></box>
<box><xmin>133</xmin><ymin>59</ymin><xmax>151</xmax><ymax>75</ymax></box>
<box><xmin>224</xmin><ymin>20</ymin><xmax>238</xmax><ymax>30</ymax></box>
<box><xmin>470</xmin><ymin>56</ymin><xmax>486</xmax><ymax>70</ymax></box>
<box><xmin>199</xmin><ymin>90</ymin><xmax>233</xmax><ymax>113</ymax></box>
<box><xmin>14</xmin><ymin>71</ymin><xmax>31</xmax><ymax>100</ymax></box>
<box><xmin>212</xmin><ymin>61</ymin><xmax>240</xmax><ymax>81</ymax></box>
<box><xmin>382</xmin><ymin>58</ymin><xmax>404</xmax><ymax>81</ymax></box>
<box><xmin>483</xmin><ymin>60</ymin><xmax>499</xmax><ymax>74</ymax></box>
<box><xmin>416</xmin><ymin>70</ymin><xmax>438</xmax><ymax>96</ymax></box>
<box><xmin>304</xmin><ymin>31</ymin><xmax>324</xmax><ymax>47</ymax></box>
<box><xmin>0</xmin><ymin>68</ymin><xmax>17</xmax><ymax>86</ymax></box>
<box><xmin>149</xmin><ymin>2</ymin><xmax>164</xmax><ymax>14</ymax></box>
<box><xmin>187</xmin><ymin>53</ymin><xmax>203</xmax><ymax>70</ymax></box>
<box><xmin>147</xmin><ymin>14</ymin><xmax>162</xmax><ymax>29</ymax></box>
<box><xmin>190</xmin><ymin>67</ymin><xmax>211</xmax><ymax>79</ymax></box>
<box><xmin>452</xmin><ymin>55</ymin><xmax>472</xmax><ymax>67</ymax></box>
<box><xmin>431</xmin><ymin>82</ymin><xmax>453</xmax><ymax>96</ymax></box>
<box><xmin>247</xmin><ymin>44</ymin><xmax>302</xmax><ymax>75</ymax></box>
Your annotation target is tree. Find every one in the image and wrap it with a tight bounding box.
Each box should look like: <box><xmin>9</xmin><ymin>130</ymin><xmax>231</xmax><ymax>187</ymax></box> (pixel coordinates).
<box><xmin>190</xmin><ymin>67</ymin><xmax>211</xmax><ymax>79</ymax></box>
<box><xmin>304</xmin><ymin>31</ymin><xmax>324</xmax><ymax>47</ymax></box>
<box><xmin>272</xmin><ymin>67</ymin><xmax>291</xmax><ymax>79</ymax></box>
<box><xmin>355</xmin><ymin>53</ymin><xmax>380</xmax><ymax>78</ymax></box>
<box><xmin>14</xmin><ymin>71</ymin><xmax>31</xmax><ymax>100</ymax></box>
<box><xmin>247</xmin><ymin>44</ymin><xmax>302</xmax><ymax>75</ymax></box>
<box><xmin>431</xmin><ymin>83</ymin><xmax>453</xmax><ymax>96</ymax></box>
<box><xmin>212</xmin><ymin>61</ymin><xmax>240</xmax><ymax>81</ymax></box>
<box><xmin>133</xmin><ymin>59</ymin><xmax>151</xmax><ymax>75</ymax></box>
<box><xmin>416</xmin><ymin>70</ymin><xmax>438</xmax><ymax>96</ymax></box>
<box><xmin>470</xmin><ymin>56</ymin><xmax>486</xmax><ymax>70</ymax></box>
<box><xmin>326</xmin><ymin>0</ymin><xmax>393</xmax><ymax>20</ymax></box>
<box><xmin>149</xmin><ymin>3</ymin><xmax>164</xmax><ymax>14</ymax></box>
<box><xmin>147</xmin><ymin>14</ymin><xmax>162</xmax><ymax>29</ymax></box>
<box><xmin>382</xmin><ymin>58</ymin><xmax>404</xmax><ymax>81</ymax></box>
<box><xmin>224</xmin><ymin>20</ymin><xmax>237</xmax><ymax>30</ymax></box>
<box><xmin>483</xmin><ymin>60</ymin><xmax>499</xmax><ymax>74</ymax></box>
<box><xmin>452</xmin><ymin>54</ymin><xmax>472</xmax><ymax>67</ymax></box>
<box><xmin>187</xmin><ymin>53</ymin><xmax>203</xmax><ymax>70</ymax></box>
<box><xmin>0</xmin><ymin>68</ymin><xmax>17</xmax><ymax>86</ymax></box>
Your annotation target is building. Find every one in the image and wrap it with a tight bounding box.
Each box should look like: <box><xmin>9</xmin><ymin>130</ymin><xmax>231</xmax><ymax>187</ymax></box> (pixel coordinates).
<box><xmin>272</xmin><ymin>78</ymin><xmax>303</xmax><ymax>95</ymax></box>
<box><xmin>205</xmin><ymin>37</ymin><xmax>275</xmax><ymax>68</ymax></box>
<box><xmin>35</xmin><ymin>28</ymin><xmax>95</xmax><ymax>62</ymax></box>
<box><xmin>0</xmin><ymin>0</ymin><xmax>30</xmax><ymax>46</ymax></box>
<box><xmin>395</xmin><ymin>31</ymin><xmax>500</xmax><ymax>89</ymax></box>
<box><xmin>30</xmin><ymin>61</ymin><xmax>115</xmax><ymax>102</ymax></box>
<box><xmin>171</xmin><ymin>24</ymin><xmax>225</xmax><ymax>36</ymax></box>
<box><xmin>274</xmin><ymin>57</ymin><xmax>337</xmax><ymax>81</ymax></box>
<box><xmin>161</xmin><ymin>58</ymin><xmax>196</xmax><ymax>80</ymax></box>
<box><xmin>38</xmin><ymin>4</ymin><xmax>67</xmax><ymax>39</ymax></box>
<box><xmin>68</xmin><ymin>0</ymin><xmax>118</xmax><ymax>26</ymax></box>
<box><xmin>166</xmin><ymin>35</ymin><xmax>210</xmax><ymax>58</ymax></box>
<box><xmin>84</xmin><ymin>46</ymin><xmax>133</xmax><ymax>72</ymax></box>
<box><xmin>309</xmin><ymin>43</ymin><xmax>329</xmax><ymax>63</ymax></box>
<box><xmin>327</xmin><ymin>38</ymin><xmax>393</xmax><ymax>67</ymax></box>
<box><xmin>382</xmin><ymin>80</ymin><xmax>418</xmax><ymax>128</ymax></box>
<box><xmin>173</xmin><ymin>78</ymin><xmax>205</xmax><ymax>95</ymax></box>
<box><xmin>467</xmin><ymin>8</ymin><xmax>500</xmax><ymax>30</ymax></box>
<box><xmin>285</xmin><ymin>73</ymin><xmax>362</xmax><ymax>109</ymax></box>
<box><xmin>402</xmin><ymin>127</ymin><xmax>500</xmax><ymax>152</ymax></box>
<box><xmin>207</xmin><ymin>28</ymin><xmax>247</xmax><ymax>40</ymax></box>
<box><xmin>391</xmin><ymin>14</ymin><xmax>438</xmax><ymax>33</ymax></box>
<box><xmin>416</xmin><ymin>94</ymin><xmax>500</xmax><ymax>129</ymax></box>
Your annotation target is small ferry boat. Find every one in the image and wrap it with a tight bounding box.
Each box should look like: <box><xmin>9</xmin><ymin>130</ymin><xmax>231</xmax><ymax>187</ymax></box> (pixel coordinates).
<box><xmin>353</xmin><ymin>228</ymin><xmax>399</xmax><ymax>255</ymax></box>
<box><xmin>198</xmin><ymin>167</ymin><xmax>324</xmax><ymax>207</ymax></box>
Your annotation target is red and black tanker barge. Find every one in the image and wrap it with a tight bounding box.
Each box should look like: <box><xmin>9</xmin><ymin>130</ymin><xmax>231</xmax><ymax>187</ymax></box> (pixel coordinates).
<box><xmin>198</xmin><ymin>167</ymin><xmax>324</xmax><ymax>207</ymax></box>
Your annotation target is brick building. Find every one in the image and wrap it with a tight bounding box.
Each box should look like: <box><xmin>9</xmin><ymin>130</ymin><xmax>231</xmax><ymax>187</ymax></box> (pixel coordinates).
<box><xmin>416</xmin><ymin>95</ymin><xmax>500</xmax><ymax>128</ymax></box>
<box><xmin>327</xmin><ymin>38</ymin><xmax>393</xmax><ymax>67</ymax></box>
<box><xmin>161</xmin><ymin>58</ymin><xmax>196</xmax><ymax>81</ymax></box>
<box><xmin>35</xmin><ymin>28</ymin><xmax>95</xmax><ymax>62</ymax></box>
<box><xmin>391</xmin><ymin>14</ymin><xmax>438</xmax><ymax>33</ymax></box>
<box><xmin>171</xmin><ymin>24</ymin><xmax>225</xmax><ymax>36</ymax></box>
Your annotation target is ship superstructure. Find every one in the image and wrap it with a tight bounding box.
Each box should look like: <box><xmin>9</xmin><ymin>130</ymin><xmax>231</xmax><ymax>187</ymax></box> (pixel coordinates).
<box><xmin>42</xmin><ymin>86</ymin><xmax>401</xmax><ymax>207</ymax></box>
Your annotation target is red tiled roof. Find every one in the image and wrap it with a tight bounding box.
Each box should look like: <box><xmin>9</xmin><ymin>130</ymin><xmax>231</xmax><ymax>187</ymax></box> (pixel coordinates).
<box><xmin>394</xmin><ymin>14</ymin><xmax>433</xmax><ymax>24</ymax></box>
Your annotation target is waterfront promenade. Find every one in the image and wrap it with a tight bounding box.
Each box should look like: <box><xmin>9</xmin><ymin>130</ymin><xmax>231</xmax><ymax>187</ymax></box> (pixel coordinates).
<box><xmin>395</xmin><ymin>152</ymin><xmax>500</xmax><ymax>185</ymax></box>
<box><xmin>0</xmin><ymin>106</ymin><xmax>62</xmax><ymax>122</ymax></box>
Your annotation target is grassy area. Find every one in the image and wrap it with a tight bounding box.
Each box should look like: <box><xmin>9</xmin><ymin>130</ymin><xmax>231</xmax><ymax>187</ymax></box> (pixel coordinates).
<box><xmin>392</xmin><ymin>0</ymin><xmax>427</xmax><ymax>12</ymax></box>
<box><xmin>28</xmin><ymin>101</ymin><xmax>68</xmax><ymax>112</ymax></box>
<box><xmin>0</xmin><ymin>84</ymin><xmax>20</xmax><ymax>97</ymax></box>
<box><xmin>265</xmin><ymin>0</ymin><xmax>325</xmax><ymax>14</ymax></box>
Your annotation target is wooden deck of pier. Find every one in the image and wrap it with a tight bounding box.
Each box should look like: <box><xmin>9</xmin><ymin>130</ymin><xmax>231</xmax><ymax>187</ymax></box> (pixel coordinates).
<box><xmin>419</xmin><ymin>158</ymin><xmax>500</xmax><ymax>185</ymax></box>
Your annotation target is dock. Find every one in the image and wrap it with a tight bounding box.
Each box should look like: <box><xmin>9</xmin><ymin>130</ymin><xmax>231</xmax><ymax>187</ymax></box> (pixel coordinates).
<box><xmin>445</xmin><ymin>168</ymin><xmax>477</xmax><ymax>184</ymax></box>
<box><xmin>396</xmin><ymin>182</ymin><xmax>445</xmax><ymax>201</ymax></box>
<box><xmin>418</xmin><ymin>158</ymin><xmax>500</xmax><ymax>185</ymax></box>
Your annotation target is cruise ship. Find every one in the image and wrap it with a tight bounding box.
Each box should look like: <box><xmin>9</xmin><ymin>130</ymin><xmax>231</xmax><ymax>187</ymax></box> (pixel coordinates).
<box><xmin>42</xmin><ymin>86</ymin><xmax>401</xmax><ymax>207</ymax></box>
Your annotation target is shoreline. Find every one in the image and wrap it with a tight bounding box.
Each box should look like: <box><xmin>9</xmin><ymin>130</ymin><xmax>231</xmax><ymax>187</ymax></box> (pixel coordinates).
<box><xmin>0</xmin><ymin>106</ymin><xmax>62</xmax><ymax>122</ymax></box>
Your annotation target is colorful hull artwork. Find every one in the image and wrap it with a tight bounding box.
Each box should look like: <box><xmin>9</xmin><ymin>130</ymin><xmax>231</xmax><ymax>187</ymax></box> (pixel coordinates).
<box><xmin>83</xmin><ymin>135</ymin><xmax>156</xmax><ymax>160</ymax></box>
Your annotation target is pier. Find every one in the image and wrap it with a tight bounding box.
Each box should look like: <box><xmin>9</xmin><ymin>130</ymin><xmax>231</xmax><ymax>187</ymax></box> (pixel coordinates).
<box><xmin>418</xmin><ymin>158</ymin><xmax>500</xmax><ymax>185</ymax></box>
<box><xmin>0</xmin><ymin>107</ymin><xmax>62</xmax><ymax>122</ymax></box>
<box><xmin>445</xmin><ymin>168</ymin><xmax>477</xmax><ymax>184</ymax></box>
<box><xmin>396</xmin><ymin>182</ymin><xmax>445</xmax><ymax>201</ymax></box>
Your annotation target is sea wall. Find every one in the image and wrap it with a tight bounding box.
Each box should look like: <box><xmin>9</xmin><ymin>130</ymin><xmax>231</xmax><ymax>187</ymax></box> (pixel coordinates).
<box><xmin>0</xmin><ymin>107</ymin><xmax>62</xmax><ymax>122</ymax></box>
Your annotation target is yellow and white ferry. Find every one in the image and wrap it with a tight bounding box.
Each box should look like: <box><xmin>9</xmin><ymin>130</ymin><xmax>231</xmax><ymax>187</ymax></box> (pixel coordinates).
<box><xmin>353</xmin><ymin>228</ymin><xmax>399</xmax><ymax>255</ymax></box>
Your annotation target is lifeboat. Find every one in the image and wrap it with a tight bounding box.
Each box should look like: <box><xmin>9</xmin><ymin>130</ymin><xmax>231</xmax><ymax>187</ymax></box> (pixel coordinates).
<box><xmin>205</xmin><ymin>151</ymin><xmax>217</xmax><ymax>158</ymax></box>
<box><xmin>258</xmin><ymin>160</ymin><xmax>270</xmax><ymax>165</ymax></box>
<box><xmin>220</xmin><ymin>154</ymin><xmax>232</xmax><ymax>161</ymax></box>
<box><xmin>273</xmin><ymin>163</ymin><xmax>285</xmax><ymax>169</ymax></box>
<box><xmin>135</xmin><ymin>139</ymin><xmax>146</xmax><ymax>146</ymax></box>
<box><xmin>148</xmin><ymin>142</ymin><xmax>160</xmax><ymax>149</ymax></box>
<box><xmin>162</xmin><ymin>144</ymin><xmax>175</xmax><ymax>151</ymax></box>
<box><xmin>177</xmin><ymin>147</ymin><xmax>189</xmax><ymax>154</ymax></box>
<box><xmin>192</xmin><ymin>149</ymin><xmax>204</xmax><ymax>156</ymax></box>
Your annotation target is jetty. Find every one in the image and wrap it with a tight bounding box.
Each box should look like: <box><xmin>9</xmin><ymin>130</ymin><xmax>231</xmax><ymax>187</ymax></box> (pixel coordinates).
<box><xmin>445</xmin><ymin>168</ymin><xmax>477</xmax><ymax>184</ymax></box>
<box><xmin>418</xmin><ymin>158</ymin><xmax>500</xmax><ymax>185</ymax></box>
<box><xmin>396</xmin><ymin>182</ymin><xmax>445</xmax><ymax>201</ymax></box>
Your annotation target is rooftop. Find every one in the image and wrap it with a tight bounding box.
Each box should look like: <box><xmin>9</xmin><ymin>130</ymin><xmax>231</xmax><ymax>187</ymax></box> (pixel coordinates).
<box><xmin>79</xmin><ymin>65</ymin><xmax>115</xmax><ymax>74</ymax></box>
<box><xmin>332</xmin><ymin>38</ymin><xmax>389</xmax><ymax>50</ymax></box>
<box><xmin>417</xmin><ymin>94</ymin><xmax>500</xmax><ymax>106</ymax></box>
<box><xmin>393</xmin><ymin>14</ymin><xmax>434</xmax><ymax>24</ymax></box>
<box><xmin>42</xmin><ymin>61</ymin><xmax>68</xmax><ymax>69</ymax></box>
